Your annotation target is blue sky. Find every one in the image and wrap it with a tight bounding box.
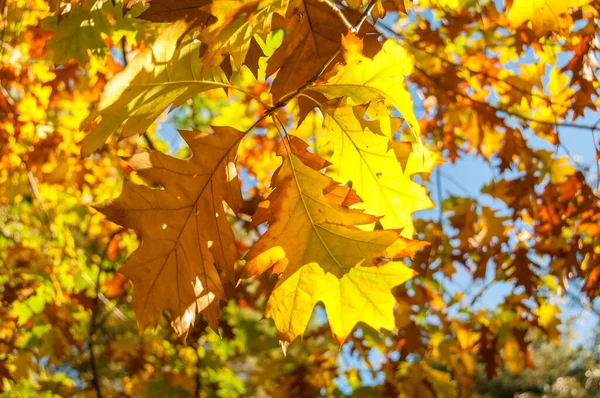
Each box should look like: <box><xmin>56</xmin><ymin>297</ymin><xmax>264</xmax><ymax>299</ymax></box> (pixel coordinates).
<box><xmin>422</xmin><ymin>112</ymin><xmax>600</xmax><ymax>346</ymax></box>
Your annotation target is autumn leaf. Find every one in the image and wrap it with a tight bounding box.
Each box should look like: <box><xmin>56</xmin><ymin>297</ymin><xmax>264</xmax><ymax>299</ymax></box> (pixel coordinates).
<box><xmin>309</xmin><ymin>36</ymin><xmax>421</xmax><ymax>138</ymax></box>
<box><xmin>138</xmin><ymin>0</ymin><xmax>215</xmax><ymax>26</ymax></box>
<box><xmin>507</xmin><ymin>0</ymin><xmax>590</xmax><ymax>36</ymax></box>
<box><xmin>6</xmin><ymin>0</ymin><xmax>600</xmax><ymax>394</ymax></box>
<box><xmin>80</xmin><ymin>20</ymin><xmax>230</xmax><ymax>156</ymax></box>
<box><xmin>94</xmin><ymin>127</ymin><xmax>244</xmax><ymax>337</ymax></box>
<box><xmin>266</xmin><ymin>0</ymin><xmax>379</xmax><ymax>102</ymax></box>
<box><xmin>300</xmin><ymin>98</ymin><xmax>435</xmax><ymax>234</ymax></box>
<box><xmin>243</xmin><ymin>136</ymin><xmax>417</xmax><ymax>344</ymax></box>
<box><xmin>502</xmin><ymin>330</ymin><xmax>526</xmax><ymax>374</ymax></box>
<box><xmin>197</xmin><ymin>0</ymin><xmax>289</xmax><ymax>74</ymax></box>
<box><xmin>41</xmin><ymin>0</ymin><xmax>116</xmax><ymax>65</ymax></box>
<box><xmin>266</xmin><ymin>0</ymin><xmax>346</xmax><ymax>102</ymax></box>
<box><xmin>549</xmin><ymin>156</ymin><xmax>576</xmax><ymax>184</ymax></box>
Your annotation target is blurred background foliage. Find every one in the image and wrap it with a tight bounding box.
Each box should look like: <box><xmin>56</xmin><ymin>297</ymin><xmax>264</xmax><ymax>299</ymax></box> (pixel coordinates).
<box><xmin>1</xmin><ymin>0</ymin><xmax>600</xmax><ymax>396</ymax></box>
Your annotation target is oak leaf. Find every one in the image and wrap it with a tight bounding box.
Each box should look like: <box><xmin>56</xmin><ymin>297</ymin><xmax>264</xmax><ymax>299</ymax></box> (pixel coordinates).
<box><xmin>507</xmin><ymin>0</ymin><xmax>590</xmax><ymax>36</ymax></box>
<box><xmin>309</xmin><ymin>36</ymin><xmax>421</xmax><ymax>138</ymax></box>
<box><xmin>137</xmin><ymin>0</ymin><xmax>215</xmax><ymax>26</ymax></box>
<box><xmin>243</xmin><ymin>136</ymin><xmax>418</xmax><ymax>344</ymax></box>
<box><xmin>300</xmin><ymin>98</ymin><xmax>435</xmax><ymax>234</ymax></box>
<box><xmin>94</xmin><ymin>127</ymin><xmax>244</xmax><ymax>337</ymax></box>
<box><xmin>197</xmin><ymin>0</ymin><xmax>289</xmax><ymax>74</ymax></box>
<box><xmin>266</xmin><ymin>0</ymin><xmax>379</xmax><ymax>102</ymax></box>
<box><xmin>80</xmin><ymin>20</ymin><xmax>229</xmax><ymax>156</ymax></box>
<box><xmin>41</xmin><ymin>0</ymin><xmax>116</xmax><ymax>65</ymax></box>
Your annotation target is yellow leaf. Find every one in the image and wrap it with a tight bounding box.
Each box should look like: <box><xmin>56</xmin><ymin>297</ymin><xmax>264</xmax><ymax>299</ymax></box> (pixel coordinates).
<box><xmin>304</xmin><ymin>98</ymin><xmax>435</xmax><ymax>234</ymax></box>
<box><xmin>243</xmin><ymin>136</ymin><xmax>417</xmax><ymax>343</ymax></box>
<box><xmin>550</xmin><ymin>157</ymin><xmax>575</xmax><ymax>184</ymax></box>
<box><xmin>310</xmin><ymin>38</ymin><xmax>420</xmax><ymax>138</ymax></box>
<box><xmin>267</xmin><ymin>259</ymin><xmax>414</xmax><ymax>345</ymax></box>
<box><xmin>535</xmin><ymin>303</ymin><xmax>561</xmax><ymax>342</ymax></box>
<box><xmin>507</xmin><ymin>0</ymin><xmax>590</xmax><ymax>36</ymax></box>
<box><xmin>503</xmin><ymin>332</ymin><xmax>525</xmax><ymax>373</ymax></box>
<box><xmin>95</xmin><ymin>127</ymin><xmax>244</xmax><ymax>337</ymax></box>
<box><xmin>199</xmin><ymin>0</ymin><xmax>289</xmax><ymax>73</ymax></box>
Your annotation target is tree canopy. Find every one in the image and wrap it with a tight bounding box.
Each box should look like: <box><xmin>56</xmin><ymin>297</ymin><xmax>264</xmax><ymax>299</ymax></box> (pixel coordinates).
<box><xmin>1</xmin><ymin>0</ymin><xmax>599</xmax><ymax>396</ymax></box>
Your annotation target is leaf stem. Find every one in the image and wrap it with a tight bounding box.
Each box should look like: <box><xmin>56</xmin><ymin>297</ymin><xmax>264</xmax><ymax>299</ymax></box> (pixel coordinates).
<box><xmin>271</xmin><ymin>48</ymin><xmax>342</xmax><ymax>109</ymax></box>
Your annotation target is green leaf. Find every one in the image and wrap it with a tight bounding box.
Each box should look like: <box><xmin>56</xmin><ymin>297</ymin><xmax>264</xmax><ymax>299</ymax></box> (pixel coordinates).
<box><xmin>41</xmin><ymin>0</ymin><xmax>116</xmax><ymax>65</ymax></box>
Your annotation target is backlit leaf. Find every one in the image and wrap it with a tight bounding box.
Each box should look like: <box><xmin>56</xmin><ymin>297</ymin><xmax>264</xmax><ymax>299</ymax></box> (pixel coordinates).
<box><xmin>95</xmin><ymin>127</ymin><xmax>244</xmax><ymax>337</ymax></box>
<box><xmin>244</xmin><ymin>136</ymin><xmax>418</xmax><ymax>343</ymax></box>
<box><xmin>81</xmin><ymin>20</ymin><xmax>229</xmax><ymax>156</ymax></box>
<box><xmin>309</xmin><ymin>36</ymin><xmax>421</xmax><ymax>138</ymax></box>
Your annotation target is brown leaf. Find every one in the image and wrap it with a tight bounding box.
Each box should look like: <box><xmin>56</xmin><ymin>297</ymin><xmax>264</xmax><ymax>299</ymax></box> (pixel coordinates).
<box><xmin>266</xmin><ymin>0</ymin><xmax>380</xmax><ymax>102</ymax></box>
<box><xmin>95</xmin><ymin>127</ymin><xmax>244</xmax><ymax>337</ymax></box>
<box><xmin>138</xmin><ymin>0</ymin><xmax>216</xmax><ymax>28</ymax></box>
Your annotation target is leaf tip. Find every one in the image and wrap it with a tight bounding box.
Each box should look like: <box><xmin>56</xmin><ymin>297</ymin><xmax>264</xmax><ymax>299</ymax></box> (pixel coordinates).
<box><xmin>279</xmin><ymin>340</ymin><xmax>289</xmax><ymax>356</ymax></box>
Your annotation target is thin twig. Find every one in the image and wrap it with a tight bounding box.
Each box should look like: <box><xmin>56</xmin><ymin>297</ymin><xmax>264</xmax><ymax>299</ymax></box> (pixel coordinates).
<box><xmin>88</xmin><ymin>229</ymin><xmax>125</xmax><ymax>398</ymax></box>
<box><xmin>279</xmin><ymin>0</ymin><xmax>378</xmax><ymax>107</ymax></box>
<box><xmin>0</xmin><ymin>85</ymin><xmax>15</xmax><ymax>106</ymax></box>
<box><xmin>81</xmin><ymin>271</ymin><xmax>130</xmax><ymax>324</ymax></box>
<box><xmin>321</xmin><ymin>0</ymin><xmax>354</xmax><ymax>32</ymax></box>
<box><xmin>440</xmin><ymin>171</ymin><xmax>477</xmax><ymax>200</ymax></box>
<box><xmin>88</xmin><ymin>323</ymin><xmax>102</xmax><ymax>398</ymax></box>
<box><xmin>273</xmin><ymin>48</ymin><xmax>342</xmax><ymax>108</ymax></box>
<box><xmin>321</xmin><ymin>0</ymin><xmax>377</xmax><ymax>34</ymax></box>
<box><xmin>27</xmin><ymin>171</ymin><xmax>54</xmax><ymax>236</ymax></box>
<box><xmin>563</xmin><ymin>287</ymin><xmax>600</xmax><ymax>318</ymax></box>
<box><xmin>270</xmin><ymin>0</ymin><xmax>379</xmax><ymax>107</ymax></box>
<box><xmin>376</xmin><ymin>21</ymin><xmax>591</xmax><ymax>113</ymax></box>
<box><xmin>27</xmin><ymin>172</ymin><xmax>47</xmax><ymax>214</ymax></box>
<box><xmin>469</xmin><ymin>275</ymin><xmax>501</xmax><ymax>306</ymax></box>
<box><xmin>142</xmin><ymin>133</ymin><xmax>156</xmax><ymax>150</ymax></box>
<box><xmin>592</xmin><ymin>126</ymin><xmax>600</xmax><ymax>192</ymax></box>
<box><xmin>352</xmin><ymin>337</ymin><xmax>377</xmax><ymax>377</ymax></box>
<box><xmin>195</xmin><ymin>341</ymin><xmax>202</xmax><ymax>398</ymax></box>
<box><xmin>552</xmin><ymin>111</ymin><xmax>592</xmax><ymax>174</ymax></box>
<box><xmin>558</xmin><ymin>140</ymin><xmax>591</xmax><ymax>172</ymax></box>
<box><xmin>436</xmin><ymin>168</ymin><xmax>444</xmax><ymax>225</ymax></box>
<box><xmin>352</xmin><ymin>0</ymin><xmax>377</xmax><ymax>34</ymax></box>
<box><xmin>414</xmin><ymin>65</ymin><xmax>599</xmax><ymax>132</ymax></box>
<box><xmin>0</xmin><ymin>0</ymin><xmax>8</xmax><ymax>58</ymax></box>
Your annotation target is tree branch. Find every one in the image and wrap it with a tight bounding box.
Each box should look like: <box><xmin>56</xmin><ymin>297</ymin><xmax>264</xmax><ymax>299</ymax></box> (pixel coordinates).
<box><xmin>592</xmin><ymin>126</ymin><xmax>600</xmax><ymax>192</ymax></box>
<box><xmin>88</xmin><ymin>229</ymin><xmax>125</xmax><ymax>398</ymax></box>
<box><xmin>322</xmin><ymin>0</ymin><xmax>377</xmax><ymax>34</ymax></box>
<box><xmin>195</xmin><ymin>341</ymin><xmax>202</xmax><ymax>398</ymax></box>
<box><xmin>376</xmin><ymin>20</ymin><xmax>592</xmax><ymax>114</ymax></box>
<box><xmin>321</xmin><ymin>0</ymin><xmax>354</xmax><ymax>32</ymax></box>
<box><xmin>352</xmin><ymin>0</ymin><xmax>377</xmax><ymax>34</ymax></box>
<box><xmin>414</xmin><ymin>65</ymin><xmax>600</xmax><ymax>132</ymax></box>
